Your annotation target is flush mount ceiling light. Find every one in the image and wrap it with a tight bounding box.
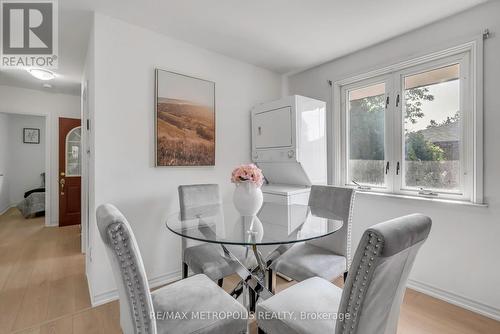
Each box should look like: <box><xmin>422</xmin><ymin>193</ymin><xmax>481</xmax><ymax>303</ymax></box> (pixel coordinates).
<box><xmin>27</xmin><ymin>68</ymin><xmax>56</xmax><ymax>81</ymax></box>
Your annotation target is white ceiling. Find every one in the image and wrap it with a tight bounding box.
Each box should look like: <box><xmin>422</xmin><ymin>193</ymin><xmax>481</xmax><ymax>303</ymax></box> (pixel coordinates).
<box><xmin>0</xmin><ymin>0</ymin><xmax>488</xmax><ymax>95</ymax></box>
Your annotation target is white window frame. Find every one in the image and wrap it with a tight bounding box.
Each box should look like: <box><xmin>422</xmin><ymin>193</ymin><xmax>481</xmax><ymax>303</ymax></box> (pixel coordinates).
<box><xmin>332</xmin><ymin>38</ymin><xmax>484</xmax><ymax>204</ymax></box>
<box><xmin>341</xmin><ymin>75</ymin><xmax>393</xmax><ymax>191</ymax></box>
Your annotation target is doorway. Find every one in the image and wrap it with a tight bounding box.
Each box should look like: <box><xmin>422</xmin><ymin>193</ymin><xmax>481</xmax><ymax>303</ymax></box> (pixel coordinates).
<box><xmin>0</xmin><ymin>112</ymin><xmax>47</xmax><ymax>223</ymax></box>
<box><xmin>58</xmin><ymin>117</ymin><xmax>82</xmax><ymax>226</ymax></box>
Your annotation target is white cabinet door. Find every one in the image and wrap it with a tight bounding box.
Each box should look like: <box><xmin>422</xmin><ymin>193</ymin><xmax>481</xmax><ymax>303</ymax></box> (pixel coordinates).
<box><xmin>254</xmin><ymin>107</ymin><xmax>293</xmax><ymax>149</ymax></box>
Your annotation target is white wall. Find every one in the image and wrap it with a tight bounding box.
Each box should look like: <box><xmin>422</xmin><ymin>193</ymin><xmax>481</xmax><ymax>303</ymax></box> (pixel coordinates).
<box><xmin>0</xmin><ymin>113</ymin><xmax>9</xmax><ymax>213</ymax></box>
<box><xmin>287</xmin><ymin>1</ymin><xmax>500</xmax><ymax>319</ymax></box>
<box><xmin>86</xmin><ymin>13</ymin><xmax>282</xmax><ymax>304</ymax></box>
<box><xmin>3</xmin><ymin>113</ymin><xmax>46</xmax><ymax>205</ymax></box>
<box><xmin>0</xmin><ymin>86</ymin><xmax>81</xmax><ymax>225</ymax></box>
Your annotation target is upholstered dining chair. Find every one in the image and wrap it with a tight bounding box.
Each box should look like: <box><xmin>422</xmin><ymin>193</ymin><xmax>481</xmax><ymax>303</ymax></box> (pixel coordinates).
<box><xmin>179</xmin><ymin>184</ymin><xmax>255</xmax><ymax>287</ymax></box>
<box><xmin>268</xmin><ymin>185</ymin><xmax>355</xmax><ymax>292</ymax></box>
<box><xmin>96</xmin><ymin>204</ymin><xmax>247</xmax><ymax>334</ymax></box>
<box><xmin>256</xmin><ymin>213</ymin><xmax>432</xmax><ymax>334</ymax></box>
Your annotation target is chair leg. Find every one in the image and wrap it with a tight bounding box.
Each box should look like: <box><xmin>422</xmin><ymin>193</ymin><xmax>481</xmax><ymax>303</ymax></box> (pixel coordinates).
<box><xmin>343</xmin><ymin>271</ymin><xmax>348</xmax><ymax>283</ymax></box>
<box><xmin>217</xmin><ymin>278</ymin><xmax>224</xmax><ymax>287</ymax></box>
<box><xmin>182</xmin><ymin>262</ymin><xmax>188</xmax><ymax>279</ymax></box>
<box><xmin>249</xmin><ymin>288</ymin><xmax>256</xmax><ymax>312</ymax></box>
<box><xmin>258</xmin><ymin>327</ymin><xmax>266</xmax><ymax>334</ymax></box>
<box><xmin>267</xmin><ymin>268</ymin><xmax>276</xmax><ymax>294</ymax></box>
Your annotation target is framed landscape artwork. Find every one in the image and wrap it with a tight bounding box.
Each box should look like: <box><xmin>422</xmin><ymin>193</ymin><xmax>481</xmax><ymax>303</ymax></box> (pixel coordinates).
<box><xmin>155</xmin><ymin>69</ymin><xmax>215</xmax><ymax>166</ymax></box>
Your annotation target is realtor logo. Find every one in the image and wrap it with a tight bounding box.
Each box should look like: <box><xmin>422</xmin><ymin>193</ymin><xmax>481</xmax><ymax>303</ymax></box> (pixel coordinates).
<box><xmin>1</xmin><ymin>0</ymin><xmax>58</xmax><ymax>68</ymax></box>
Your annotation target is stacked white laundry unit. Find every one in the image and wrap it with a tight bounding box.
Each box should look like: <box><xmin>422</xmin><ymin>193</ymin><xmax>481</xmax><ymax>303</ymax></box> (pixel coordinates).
<box><xmin>251</xmin><ymin>95</ymin><xmax>327</xmax><ymax>236</ymax></box>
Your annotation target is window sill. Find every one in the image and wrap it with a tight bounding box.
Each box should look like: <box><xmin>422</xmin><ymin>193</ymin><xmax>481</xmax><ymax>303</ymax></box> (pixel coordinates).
<box><xmin>355</xmin><ymin>189</ymin><xmax>488</xmax><ymax>207</ymax></box>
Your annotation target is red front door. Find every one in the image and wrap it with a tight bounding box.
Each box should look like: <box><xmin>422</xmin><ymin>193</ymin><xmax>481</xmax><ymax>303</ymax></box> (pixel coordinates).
<box><xmin>59</xmin><ymin>118</ymin><xmax>81</xmax><ymax>226</ymax></box>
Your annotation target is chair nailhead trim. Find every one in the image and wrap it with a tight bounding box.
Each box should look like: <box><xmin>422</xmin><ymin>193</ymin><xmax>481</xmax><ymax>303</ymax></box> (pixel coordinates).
<box><xmin>346</xmin><ymin>191</ymin><xmax>356</xmax><ymax>270</ymax></box>
<box><xmin>339</xmin><ymin>231</ymin><xmax>384</xmax><ymax>334</ymax></box>
<box><xmin>107</xmin><ymin>222</ymin><xmax>153</xmax><ymax>333</ymax></box>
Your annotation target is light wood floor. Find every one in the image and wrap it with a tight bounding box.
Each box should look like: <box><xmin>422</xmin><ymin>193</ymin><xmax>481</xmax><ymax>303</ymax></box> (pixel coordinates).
<box><xmin>1</xmin><ymin>208</ymin><xmax>499</xmax><ymax>334</ymax></box>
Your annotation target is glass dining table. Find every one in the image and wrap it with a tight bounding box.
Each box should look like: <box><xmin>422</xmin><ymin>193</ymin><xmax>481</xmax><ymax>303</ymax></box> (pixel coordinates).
<box><xmin>165</xmin><ymin>200</ymin><xmax>344</xmax><ymax>307</ymax></box>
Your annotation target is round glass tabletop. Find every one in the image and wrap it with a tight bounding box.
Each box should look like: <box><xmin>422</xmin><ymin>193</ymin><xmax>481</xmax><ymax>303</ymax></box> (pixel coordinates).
<box><xmin>166</xmin><ymin>202</ymin><xmax>344</xmax><ymax>246</ymax></box>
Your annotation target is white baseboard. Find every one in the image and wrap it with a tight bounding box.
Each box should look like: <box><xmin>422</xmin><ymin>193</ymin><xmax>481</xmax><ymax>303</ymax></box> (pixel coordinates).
<box><xmin>45</xmin><ymin>220</ymin><xmax>58</xmax><ymax>227</ymax></box>
<box><xmin>0</xmin><ymin>204</ymin><xmax>16</xmax><ymax>215</ymax></box>
<box><xmin>0</xmin><ymin>206</ymin><xmax>10</xmax><ymax>215</ymax></box>
<box><xmin>0</xmin><ymin>205</ymin><xmax>55</xmax><ymax>227</ymax></box>
<box><xmin>90</xmin><ymin>270</ymin><xmax>182</xmax><ymax>307</ymax></box>
<box><xmin>407</xmin><ymin>279</ymin><xmax>500</xmax><ymax>321</ymax></box>
<box><xmin>148</xmin><ymin>270</ymin><xmax>182</xmax><ymax>288</ymax></box>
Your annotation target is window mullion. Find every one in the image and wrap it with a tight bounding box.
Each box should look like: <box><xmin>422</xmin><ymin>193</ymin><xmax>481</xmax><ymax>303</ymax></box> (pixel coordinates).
<box><xmin>393</xmin><ymin>72</ymin><xmax>403</xmax><ymax>194</ymax></box>
<box><xmin>384</xmin><ymin>77</ymin><xmax>395</xmax><ymax>193</ymax></box>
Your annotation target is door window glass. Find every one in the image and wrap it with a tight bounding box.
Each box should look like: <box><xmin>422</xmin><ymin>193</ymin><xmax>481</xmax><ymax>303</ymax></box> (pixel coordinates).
<box><xmin>66</xmin><ymin>127</ymin><xmax>81</xmax><ymax>176</ymax></box>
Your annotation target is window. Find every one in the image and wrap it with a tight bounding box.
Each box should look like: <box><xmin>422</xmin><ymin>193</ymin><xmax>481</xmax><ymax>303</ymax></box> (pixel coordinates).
<box><xmin>66</xmin><ymin>126</ymin><xmax>82</xmax><ymax>176</ymax></box>
<box><xmin>335</xmin><ymin>42</ymin><xmax>482</xmax><ymax>203</ymax></box>
<box><xmin>402</xmin><ymin>64</ymin><xmax>461</xmax><ymax>193</ymax></box>
<box><xmin>347</xmin><ymin>81</ymin><xmax>387</xmax><ymax>188</ymax></box>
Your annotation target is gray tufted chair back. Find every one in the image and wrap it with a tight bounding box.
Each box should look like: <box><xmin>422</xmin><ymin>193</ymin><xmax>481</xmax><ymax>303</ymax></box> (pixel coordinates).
<box><xmin>96</xmin><ymin>204</ymin><xmax>156</xmax><ymax>334</ymax></box>
<box><xmin>178</xmin><ymin>184</ymin><xmax>223</xmax><ymax>250</ymax></box>
<box><xmin>178</xmin><ymin>184</ymin><xmax>222</xmax><ymax>220</ymax></box>
<box><xmin>306</xmin><ymin>185</ymin><xmax>356</xmax><ymax>267</ymax></box>
<box><xmin>335</xmin><ymin>214</ymin><xmax>432</xmax><ymax>334</ymax></box>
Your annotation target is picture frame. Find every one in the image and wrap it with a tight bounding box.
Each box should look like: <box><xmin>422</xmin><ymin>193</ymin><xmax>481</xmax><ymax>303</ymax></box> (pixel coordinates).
<box><xmin>23</xmin><ymin>128</ymin><xmax>40</xmax><ymax>144</ymax></box>
<box><xmin>155</xmin><ymin>69</ymin><xmax>216</xmax><ymax>167</ymax></box>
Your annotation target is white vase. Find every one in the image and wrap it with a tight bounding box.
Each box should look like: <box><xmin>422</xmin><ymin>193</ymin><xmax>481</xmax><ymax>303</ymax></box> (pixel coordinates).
<box><xmin>233</xmin><ymin>181</ymin><xmax>263</xmax><ymax>217</ymax></box>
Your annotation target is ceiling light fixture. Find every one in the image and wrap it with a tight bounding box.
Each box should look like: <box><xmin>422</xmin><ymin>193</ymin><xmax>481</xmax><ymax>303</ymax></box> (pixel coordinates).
<box><xmin>27</xmin><ymin>68</ymin><xmax>56</xmax><ymax>81</ymax></box>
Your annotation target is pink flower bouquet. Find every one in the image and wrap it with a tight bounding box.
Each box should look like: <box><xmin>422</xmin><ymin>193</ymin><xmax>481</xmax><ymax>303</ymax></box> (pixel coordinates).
<box><xmin>231</xmin><ymin>164</ymin><xmax>264</xmax><ymax>188</ymax></box>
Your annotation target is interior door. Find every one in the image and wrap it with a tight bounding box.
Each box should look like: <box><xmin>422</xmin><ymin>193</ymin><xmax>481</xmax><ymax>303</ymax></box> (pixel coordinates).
<box><xmin>59</xmin><ymin>117</ymin><xmax>81</xmax><ymax>226</ymax></box>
